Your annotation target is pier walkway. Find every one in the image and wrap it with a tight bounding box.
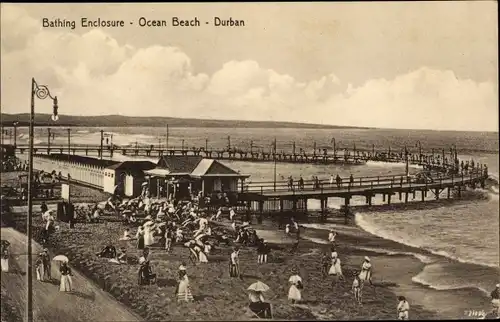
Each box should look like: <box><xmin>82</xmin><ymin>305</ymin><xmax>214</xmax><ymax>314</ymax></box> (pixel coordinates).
<box><xmin>10</xmin><ymin>143</ymin><xmax>456</xmax><ymax>166</ymax></box>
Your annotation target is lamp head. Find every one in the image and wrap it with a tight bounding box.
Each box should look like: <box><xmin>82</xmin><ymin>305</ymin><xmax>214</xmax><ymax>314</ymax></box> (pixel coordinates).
<box><xmin>52</xmin><ymin>96</ymin><xmax>59</xmax><ymax>121</ymax></box>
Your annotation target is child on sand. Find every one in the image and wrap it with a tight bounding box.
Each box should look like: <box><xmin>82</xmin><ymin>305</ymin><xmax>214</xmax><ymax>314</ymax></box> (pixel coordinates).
<box><xmin>288</xmin><ymin>267</ymin><xmax>303</xmax><ymax>304</ymax></box>
<box><xmin>352</xmin><ymin>273</ymin><xmax>362</xmax><ymax>304</ymax></box>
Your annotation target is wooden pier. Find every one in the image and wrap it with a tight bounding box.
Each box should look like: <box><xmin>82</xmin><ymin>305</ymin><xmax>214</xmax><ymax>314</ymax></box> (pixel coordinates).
<box><xmin>10</xmin><ymin>143</ymin><xmax>451</xmax><ymax>166</ymax></box>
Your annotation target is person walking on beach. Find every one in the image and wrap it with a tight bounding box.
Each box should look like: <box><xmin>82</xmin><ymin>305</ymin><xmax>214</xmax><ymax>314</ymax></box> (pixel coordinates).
<box><xmin>288</xmin><ymin>267</ymin><xmax>303</xmax><ymax>304</ymax></box>
<box><xmin>352</xmin><ymin>272</ymin><xmax>362</xmax><ymax>304</ymax></box>
<box><xmin>491</xmin><ymin>284</ymin><xmax>500</xmax><ymax>318</ymax></box>
<box><xmin>175</xmin><ymin>265</ymin><xmax>194</xmax><ymax>302</ymax></box>
<box><xmin>359</xmin><ymin>256</ymin><xmax>373</xmax><ymax>287</ymax></box>
<box><xmin>328</xmin><ymin>250</ymin><xmax>343</xmax><ymax>279</ymax></box>
<box><xmin>321</xmin><ymin>253</ymin><xmax>330</xmax><ymax>277</ymax></box>
<box><xmin>229</xmin><ymin>246</ymin><xmax>241</xmax><ymax>279</ymax></box>
<box><xmin>397</xmin><ymin>296</ymin><xmax>410</xmax><ymax>320</ymax></box>
<box><xmin>59</xmin><ymin>262</ymin><xmax>73</xmax><ymax>292</ymax></box>
<box><xmin>40</xmin><ymin>248</ymin><xmax>51</xmax><ymax>281</ymax></box>
<box><xmin>1</xmin><ymin>244</ymin><xmax>9</xmax><ymax>273</ymax></box>
<box><xmin>328</xmin><ymin>230</ymin><xmax>336</xmax><ymax>244</ymax></box>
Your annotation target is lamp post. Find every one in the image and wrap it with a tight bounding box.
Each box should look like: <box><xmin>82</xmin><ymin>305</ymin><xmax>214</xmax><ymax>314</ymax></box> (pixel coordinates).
<box><xmin>13</xmin><ymin>122</ymin><xmax>18</xmax><ymax>148</ymax></box>
<box><xmin>415</xmin><ymin>140</ymin><xmax>422</xmax><ymax>162</ymax></box>
<box><xmin>28</xmin><ymin>78</ymin><xmax>59</xmax><ymax>322</ymax></box>
<box><xmin>273</xmin><ymin>138</ymin><xmax>277</xmax><ymax>191</ymax></box>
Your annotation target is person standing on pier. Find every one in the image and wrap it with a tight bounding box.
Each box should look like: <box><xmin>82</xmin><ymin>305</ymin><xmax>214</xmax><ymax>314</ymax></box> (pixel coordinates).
<box><xmin>330</xmin><ymin>174</ymin><xmax>334</xmax><ymax>186</ymax></box>
<box><xmin>288</xmin><ymin>176</ymin><xmax>294</xmax><ymax>191</ymax></box>
<box><xmin>349</xmin><ymin>174</ymin><xmax>354</xmax><ymax>187</ymax></box>
<box><xmin>336</xmin><ymin>174</ymin><xmax>342</xmax><ymax>188</ymax></box>
<box><xmin>298</xmin><ymin>176</ymin><xmax>304</xmax><ymax>190</ymax></box>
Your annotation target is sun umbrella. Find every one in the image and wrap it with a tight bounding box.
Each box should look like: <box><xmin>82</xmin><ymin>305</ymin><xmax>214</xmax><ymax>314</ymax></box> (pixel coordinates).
<box><xmin>247</xmin><ymin>281</ymin><xmax>270</xmax><ymax>293</ymax></box>
<box><xmin>52</xmin><ymin>255</ymin><xmax>69</xmax><ymax>262</ymax></box>
<box><xmin>195</xmin><ymin>233</ymin><xmax>206</xmax><ymax>241</ymax></box>
<box><xmin>143</xmin><ymin>220</ymin><xmax>154</xmax><ymax>227</ymax></box>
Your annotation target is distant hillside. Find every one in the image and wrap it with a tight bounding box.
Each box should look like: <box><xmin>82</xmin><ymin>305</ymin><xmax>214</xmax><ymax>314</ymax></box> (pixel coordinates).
<box><xmin>0</xmin><ymin>113</ymin><xmax>370</xmax><ymax>129</ymax></box>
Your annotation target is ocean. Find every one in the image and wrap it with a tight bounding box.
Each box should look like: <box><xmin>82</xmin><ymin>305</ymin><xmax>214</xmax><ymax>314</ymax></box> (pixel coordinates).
<box><xmin>8</xmin><ymin>126</ymin><xmax>499</xmax><ymax>318</ymax></box>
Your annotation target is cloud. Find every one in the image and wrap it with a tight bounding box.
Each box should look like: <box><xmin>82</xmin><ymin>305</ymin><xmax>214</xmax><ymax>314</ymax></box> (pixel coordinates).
<box><xmin>0</xmin><ymin>5</ymin><xmax>497</xmax><ymax>131</ymax></box>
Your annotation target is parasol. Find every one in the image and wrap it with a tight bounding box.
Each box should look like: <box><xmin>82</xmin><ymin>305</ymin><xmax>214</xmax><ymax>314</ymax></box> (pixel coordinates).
<box><xmin>143</xmin><ymin>220</ymin><xmax>154</xmax><ymax>227</ymax></box>
<box><xmin>247</xmin><ymin>281</ymin><xmax>270</xmax><ymax>292</ymax></box>
<box><xmin>52</xmin><ymin>255</ymin><xmax>69</xmax><ymax>262</ymax></box>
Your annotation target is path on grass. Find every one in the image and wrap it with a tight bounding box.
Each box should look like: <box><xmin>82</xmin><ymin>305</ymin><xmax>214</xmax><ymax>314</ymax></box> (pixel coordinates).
<box><xmin>0</xmin><ymin>228</ymin><xmax>141</xmax><ymax>322</ymax></box>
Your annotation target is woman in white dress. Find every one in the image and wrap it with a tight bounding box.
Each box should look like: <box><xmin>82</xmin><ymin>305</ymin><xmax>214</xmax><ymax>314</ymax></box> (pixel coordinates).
<box><xmin>285</xmin><ymin>224</ymin><xmax>290</xmax><ymax>235</ymax></box>
<box><xmin>176</xmin><ymin>266</ymin><xmax>194</xmax><ymax>302</ymax></box>
<box><xmin>397</xmin><ymin>296</ymin><xmax>410</xmax><ymax>320</ymax></box>
<box><xmin>1</xmin><ymin>246</ymin><xmax>9</xmax><ymax>272</ymax></box>
<box><xmin>328</xmin><ymin>251</ymin><xmax>343</xmax><ymax>278</ymax></box>
<box><xmin>143</xmin><ymin>222</ymin><xmax>155</xmax><ymax>247</ymax></box>
<box><xmin>194</xmin><ymin>244</ymin><xmax>208</xmax><ymax>263</ymax></box>
<box><xmin>359</xmin><ymin>256</ymin><xmax>372</xmax><ymax>287</ymax></box>
<box><xmin>288</xmin><ymin>268</ymin><xmax>303</xmax><ymax>304</ymax></box>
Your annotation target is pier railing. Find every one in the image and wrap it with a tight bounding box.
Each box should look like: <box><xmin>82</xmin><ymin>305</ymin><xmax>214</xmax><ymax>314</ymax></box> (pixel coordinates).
<box><xmin>241</xmin><ymin>168</ymin><xmax>486</xmax><ymax>195</ymax></box>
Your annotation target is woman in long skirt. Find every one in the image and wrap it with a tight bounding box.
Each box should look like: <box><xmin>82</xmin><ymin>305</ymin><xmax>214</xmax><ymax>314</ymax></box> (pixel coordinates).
<box><xmin>359</xmin><ymin>256</ymin><xmax>372</xmax><ymax>287</ymax></box>
<box><xmin>288</xmin><ymin>268</ymin><xmax>303</xmax><ymax>304</ymax></box>
<box><xmin>1</xmin><ymin>246</ymin><xmax>9</xmax><ymax>272</ymax></box>
<box><xmin>59</xmin><ymin>262</ymin><xmax>73</xmax><ymax>292</ymax></box>
<box><xmin>328</xmin><ymin>252</ymin><xmax>343</xmax><ymax>278</ymax></box>
<box><xmin>35</xmin><ymin>256</ymin><xmax>45</xmax><ymax>280</ymax></box>
<box><xmin>195</xmin><ymin>245</ymin><xmax>208</xmax><ymax>263</ymax></box>
<box><xmin>144</xmin><ymin>223</ymin><xmax>155</xmax><ymax>247</ymax></box>
<box><xmin>229</xmin><ymin>247</ymin><xmax>240</xmax><ymax>278</ymax></box>
<box><xmin>136</xmin><ymin>226</ymin><xmax>145</xmax><ymax>250</ymax></box>
<box><xmin>176</xmin><ymin>267</ymin><xmax>194</xmax><ymax>302</ymax></box>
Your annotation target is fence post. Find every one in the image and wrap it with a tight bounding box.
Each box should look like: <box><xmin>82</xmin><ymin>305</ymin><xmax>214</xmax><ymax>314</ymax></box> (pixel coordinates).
<box><xmin>359</xmin><ymin>177</ymin><xmax>362</xmax><ymax>186</ymax></box>
<box><xmin>377</xmin><ymin>176</ymin><xmax>380</xmax><ymax>185</ymax></box>
<box><xmin>261</xmin><ymin>186</ymin><xmax>263</xmax><ymax>195</ymax></box>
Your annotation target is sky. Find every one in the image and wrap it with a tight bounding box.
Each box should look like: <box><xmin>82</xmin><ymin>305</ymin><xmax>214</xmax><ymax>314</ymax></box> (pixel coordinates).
<box><xmin>0</xmin><ymin>2</ymin><xmax>498</xmax><ymax>131</ymax></box>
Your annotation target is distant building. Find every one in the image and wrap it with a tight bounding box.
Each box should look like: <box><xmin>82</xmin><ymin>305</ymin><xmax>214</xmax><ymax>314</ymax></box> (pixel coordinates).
<box><xmin>103</xmin><ymin>161</ymin><xmax>157</xmax><ymax>197</ymax></box>
<box><xmin>145</xmin><ymin>155</ymin><xmax>249</xmax><ymax>200</ymax></box>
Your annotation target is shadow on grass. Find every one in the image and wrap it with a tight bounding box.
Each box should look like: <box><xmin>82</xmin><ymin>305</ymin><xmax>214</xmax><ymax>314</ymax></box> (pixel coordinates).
<box><xmin>194</xmin><ymin>294</ymin><xmax>213</xmax><ymax>301</ymax></box>
<box><xmin>70</xmin><ymin>290</ymin><xmax>96</xmax><ymax>301</ymax></box>
<box><xmin>157</xmin><ymin>278</ymin><xmax>177</xmax><ymax>287</ymax></box>
<box><xmin>208</xmin><ymin>255</ymin><xmax>226</xmax><ymax>263</ymax></box>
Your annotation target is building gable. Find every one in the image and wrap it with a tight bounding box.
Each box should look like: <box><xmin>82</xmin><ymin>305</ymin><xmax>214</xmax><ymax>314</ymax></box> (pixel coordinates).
<box><xmin>205</xmin><ymin>160</ymin><xmax>239</xmax><ymax>175</ymax></box>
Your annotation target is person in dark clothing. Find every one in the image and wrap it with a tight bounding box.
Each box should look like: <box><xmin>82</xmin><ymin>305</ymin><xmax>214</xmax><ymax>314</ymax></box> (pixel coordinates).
<box><xmin>96</xmin><ymin>244</ymin><xmax>117</xmax><ymax>259</ymax></box>
<box><xmin>321</xmin><ymin>253</ymin><xmax>330</xmax><ymax>277</ymax></box>
<box><xmin>138</xmin><ymin>260</ymin><xmax>157</xmax><ymax>285</ymax></box>
<box><xmin>40</xmin><ymin>202</ymin><xmax>48</xmax><ymax>214</ymax></box>
<box><xmin>336</xmin><ymin>174</ymin><xmax>342</xmax><ymax>188</ymax></box>
<box><xmin>349</xmin><ymin>174</ymin><xmax>354</xmax><ymax>186</ymax></box>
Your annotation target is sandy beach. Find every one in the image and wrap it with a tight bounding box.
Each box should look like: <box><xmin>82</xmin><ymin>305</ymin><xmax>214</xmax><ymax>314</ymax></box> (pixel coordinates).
<box><xmin>0</xmin><ymin>170</ymin><xmax>443</xmax><ymax>321</ymax></box>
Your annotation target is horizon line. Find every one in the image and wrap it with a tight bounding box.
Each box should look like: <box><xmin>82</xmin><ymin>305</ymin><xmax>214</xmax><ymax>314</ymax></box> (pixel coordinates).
<box><xmin>1</xmin><ymin>112</ymin><xmax>498</xmax><ymax>133</ymax></box>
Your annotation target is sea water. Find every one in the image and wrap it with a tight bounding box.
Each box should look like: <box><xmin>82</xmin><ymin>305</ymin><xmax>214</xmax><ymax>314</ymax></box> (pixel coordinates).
<box><xmin>10</xmin><ymin>126</ymin><xmax>499</xmax><ymax>318</ymax></box>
